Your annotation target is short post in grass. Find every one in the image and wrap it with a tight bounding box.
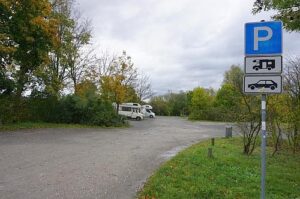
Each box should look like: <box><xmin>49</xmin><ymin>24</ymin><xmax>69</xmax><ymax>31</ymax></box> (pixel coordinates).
<box><xmin>208</xmin><ymin>147</ymin><xmax>213</xmax><ymax>158</ymax></box>
<box><xmin>211</xmin><ymin>138</ymin><xmax>215</xmax><ymax>146</ymax></box>
<box><xmin>225</xmin><ymin>126</ymin><xmax>232</xmax><ymax>138</ymax></box>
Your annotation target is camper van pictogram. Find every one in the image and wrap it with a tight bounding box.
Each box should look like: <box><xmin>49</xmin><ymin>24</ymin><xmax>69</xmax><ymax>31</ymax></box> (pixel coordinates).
<box><xmin>252</xmin><ymin>59</ymin><xmax>275</xmax><ymax>71</ymax></box>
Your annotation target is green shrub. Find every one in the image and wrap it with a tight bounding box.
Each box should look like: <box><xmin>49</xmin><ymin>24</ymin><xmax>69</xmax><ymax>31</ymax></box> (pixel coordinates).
<box><xmin>0</xmin><ymin>91</ymin><xmax>125</xmax><ymax>127</ymax></box>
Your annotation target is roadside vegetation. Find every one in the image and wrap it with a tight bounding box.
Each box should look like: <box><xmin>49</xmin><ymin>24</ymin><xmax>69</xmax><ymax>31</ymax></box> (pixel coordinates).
<box><xmin>0</xmin><ymin>0</ymin><xmax>153</xmax><ymax>128</ymax></box>
<box><xmin>139</xmin><ymin>138</ymin><xmax>300</xmax><ymax>199</ymax></box>
<box><xmin>0</xmin><ymin>122</ymin><xmax>121</xmax><ymax>132</ymax></box>
<box><xmin>150</xmin><ymin>60</ymin><xmax>300</xmax><ymax>154</ymax></box>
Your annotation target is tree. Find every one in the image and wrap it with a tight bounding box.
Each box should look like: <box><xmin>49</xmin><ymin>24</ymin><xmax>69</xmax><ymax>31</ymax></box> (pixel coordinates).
<box><xmin>100</xmin><ymin>51</ymin><xmax>138</xmax><ymax>112</ymax></box>
<box><xmin>0</xmin><ymin>0</ymin><xmax>58</xmax><ymax>98</ymax></box>
<box><xmin>189</xmin><ymin>87</ymin><xmax>214</xmax><ymax>120</ymax></box>
<box><xmin>214</xmin><ymin>83</ymin><xmax>241</xmax><ymax>121</ymax></box>
<box><xmin>75</xmin><ymin>79</ymin><xmax>97</xmax><ymax>99</ymax></box>
<box><xmin>167</xmin><ymin>91</ymin><xmax>188</xmax><ymax>116</ymax></box>
<box><xmin>0</xmin><ymin>66</ymin><xmax>15</xmax><ymax>123</ymax></box>
<box><xmin>94</xmin><ymin>50</ymin><xmax>117</xmax><ymax>78</ymax></box>
<box><xmin>215</xmin><ymin>84</ymin><xmax>241</xmax><ymax>109</ymax></box>
<box><xmin>223</xmin><ymin>65</ymin><xmax>244</xmax><ymax>93</ymax></box>
<box><xmin>66</xmin><ymin>11</ymin><xmax>92</xmax><ymax>94</ymax></box>
<box><xmin>150</xmin><ymin>96</ymin><xmax>170</xmax><ymax>116</ymax></box>
<box><xmin>284</xmin><ymin>56</ymin><xmax>300</xmax><ymax>101</ymax></box>
<box><xmin>42</xmin><ymin>0</ymin><xmax>73</xmax><ymax>96</ymax></box>
<box><xmin>41</xmin><ymin>0</ymin><xmax>92</xmax><ymax>96</ymax></box>
<box><xmin>267</xmin><ymin>94</ymin><xmax>289</xmax><ymax>155</ymax></box>
<box><xmin>149</xmin><ymin>91</ymin><xmax>189</xmax><ymax>116</ymax></box>
<box><xmin>135</xmin><ymin>73</ymin><xmax>154</xmax><ymax>102</ymax></box>
<box><xmin>0</xmin><ymin>67</ymin><xmax>14</xmax><ymax>95</ymax></box>
<box><xmin>283</xmin><ymin>56</ymin><xmax>300</xmax><ymax>152</ymax></box>
<box><xmin>69</xmin><ymin>47</ymin><xmax>95</xmax><ymax>94</ymax></box>
<box><xmin>253</xmin><ymin>0</ymin><xmax>300</xmax><ymax>32</ymax></box>
<box><xmin>238</xmin><ymin>95</ymin><xmax>261</xmax><ymax>155</ymax></box>
<box><xmin>223</xmin><ymin>65</ymin><xmax>261</xmax><ymax>155</ymax></box>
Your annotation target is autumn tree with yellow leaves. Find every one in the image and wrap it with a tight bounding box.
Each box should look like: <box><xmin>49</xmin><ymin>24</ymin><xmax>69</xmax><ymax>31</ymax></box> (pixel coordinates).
<box><xmin>100</xmin><ymin>51</ymin><xmax>138</xmax><ymax>112</ymax></box>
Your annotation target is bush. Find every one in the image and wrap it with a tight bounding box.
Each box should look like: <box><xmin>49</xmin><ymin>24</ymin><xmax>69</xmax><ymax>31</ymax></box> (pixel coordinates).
<box><xmin>0</xmin><ymin>91</ymin><xmax>125</xmax><ymax>127</ymax></box>
<box><xmin>49</xmin><ymin>94</ymin><xmax>124</xmax><ymax>127</ymax></box>
<box><xmin>0</xmin><ymin>96</ymin><xmax>16</xmax><ymax>124</ymax></box>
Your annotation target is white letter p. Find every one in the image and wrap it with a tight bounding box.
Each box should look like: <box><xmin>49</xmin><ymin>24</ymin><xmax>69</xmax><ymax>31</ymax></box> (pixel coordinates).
<box><xmin>254</xmin><ymin>26</ymin><xmax>273</xmax><ymax>51</ymax></box>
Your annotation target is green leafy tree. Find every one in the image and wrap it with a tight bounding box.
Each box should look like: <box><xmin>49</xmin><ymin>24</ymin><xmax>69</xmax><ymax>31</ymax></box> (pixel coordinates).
<box><xmin>0</xmin><ymin>0</ymin><xmax>58</xmax><ymax>123</ymax></box>
<box><xmin>40</xmin><ymin>0</ymin><xmax>92</xmax><ymax>96</ymax></box>
<box><xmin>253</xmin><ymin>0</ymin><xmax>300</xmax><ymax>32</ymax></box>
<box><xmin>189</xmin><ymin>87</ymin><xmax>214</xmax><ymax>120</ymax></box>
<box><xmin>167</xmin><ymin>92</ymin><xmax>188</xmax><ymax>116</ymax></box>
<box><xmin>223</xmin><ymin>65</ymin><xmax>244</xmax><ymax>93</ymax></box>
<box><xmin>214</xmin><ymin>83</ymin><xmax>241</xmax><ymax>121</ymax></box>
<box><xmin>0</xmin><ymin>0</ymin><xmax>58</xmax><ymax>98</ymax></box>
<box><xmin>150</xmin><ymin>96</ymin><xmax>170</xmax><ymax>116</ymax></box>
<box><xmin>0</xmin><ymin>68</ymin><xmax>14</xmax><ymax>95</ymax></box>
<box><xmin>149</xmin><ymin>91</ymin><xmax>189</xmax><ymax>116</ymax></box>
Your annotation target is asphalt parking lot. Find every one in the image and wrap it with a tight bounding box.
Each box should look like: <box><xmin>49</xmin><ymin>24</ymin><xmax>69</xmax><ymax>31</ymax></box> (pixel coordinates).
<box><xmin>0</xmin><ymin>117</ymin><xmax>237</xmax><ymax>199</ymax></box>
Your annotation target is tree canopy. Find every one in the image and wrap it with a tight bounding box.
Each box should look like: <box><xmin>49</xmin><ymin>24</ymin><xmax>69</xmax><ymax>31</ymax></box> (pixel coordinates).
<box><xmin>253</xmin><ymin>0</ymin><xmax>300</xmax><ymax>31</ymax></box>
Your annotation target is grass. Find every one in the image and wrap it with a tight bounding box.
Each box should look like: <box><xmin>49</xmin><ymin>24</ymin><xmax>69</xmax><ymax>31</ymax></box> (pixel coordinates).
<box><xmin>139</xmin><ymin>138</ymin><xmax>300</xmax><ymax>199</ymax></box>
<box><xmin>0</xmin><ymin>122</ymin><xmax>128</xmax><ymax>131</ymax></box>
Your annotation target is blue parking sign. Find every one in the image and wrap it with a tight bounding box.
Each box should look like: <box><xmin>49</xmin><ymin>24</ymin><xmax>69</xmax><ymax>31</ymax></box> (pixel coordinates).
<box><xmin>245</xmin><ymin>21</ymin><xmax>282</xmax><ymax>55</ymax></box>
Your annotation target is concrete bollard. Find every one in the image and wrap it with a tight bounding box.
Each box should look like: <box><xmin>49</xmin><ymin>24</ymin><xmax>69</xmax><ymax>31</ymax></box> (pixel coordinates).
<box><xmin>225</xmin><ymin>126</ymin><xmax>232</xmax><ymax>138</ymax></box>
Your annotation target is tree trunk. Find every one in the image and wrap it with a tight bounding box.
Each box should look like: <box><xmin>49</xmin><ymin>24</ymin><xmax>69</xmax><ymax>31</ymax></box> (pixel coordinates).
<box><xmin>16</xmin><ymin>70</ymin><xmax>26</xmax><ymax>99</ymax></box>
<box><xmin>116</xmin><ymin>103</ymin><xmax>119</xmax><ymax>114</ymax></box>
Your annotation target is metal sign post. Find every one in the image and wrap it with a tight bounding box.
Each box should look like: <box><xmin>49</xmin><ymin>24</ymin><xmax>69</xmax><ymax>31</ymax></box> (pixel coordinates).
<box><xmin>244</xmin><ymin>20</ymin><xmax>282</xmax><ymax>199</ymax></box>
<box><xmin>261</xmin><ymin>94</ymin><xmax>267</xmax><ymax>199</ymax></box>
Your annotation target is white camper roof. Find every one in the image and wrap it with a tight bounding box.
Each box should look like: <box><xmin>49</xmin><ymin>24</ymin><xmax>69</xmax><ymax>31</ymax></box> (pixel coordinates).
<box><xmin>142</xmin><ymin>105</ymin><xmax>153</xmax><ymax>109</ymax></box>
<box><xmin>121</xmin><ymin>103</ymin><xmax>141</xmax><ymax>107</ymax></box>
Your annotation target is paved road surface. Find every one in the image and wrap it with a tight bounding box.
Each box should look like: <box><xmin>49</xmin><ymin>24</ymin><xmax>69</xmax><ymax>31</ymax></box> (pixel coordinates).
<box><xmin>0</xmin><ymin>117</ymin><xmax>237</xmax><ymax>199</ymax></box>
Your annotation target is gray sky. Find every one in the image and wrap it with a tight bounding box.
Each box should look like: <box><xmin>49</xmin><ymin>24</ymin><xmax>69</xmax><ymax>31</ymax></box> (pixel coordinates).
<box><xmin>76</xmin><ymin>0</ymin><xmax>300</xmax><ymax>95</ymax></box>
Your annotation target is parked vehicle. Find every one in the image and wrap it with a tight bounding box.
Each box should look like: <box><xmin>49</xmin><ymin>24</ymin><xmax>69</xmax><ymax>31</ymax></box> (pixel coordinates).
<box><xmin>141</xmin><ymin>105</ymin><xmax>155</xmax><ymax>118</ymax></box>
<box><xmin>248</xmin><ymin>80</ymin><xmax>277</xmax><ymax>90</ymax></box>
<box><xmin>116</xmin><ymin>103</ymin><xmax>144</xmax><ymax>121</ymax></box>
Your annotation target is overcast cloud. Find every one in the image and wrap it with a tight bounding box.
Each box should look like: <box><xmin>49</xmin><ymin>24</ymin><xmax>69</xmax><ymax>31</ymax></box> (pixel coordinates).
<box><xmin>76</xmin><ymin>0</ymin><xmax>300</xmax><ymax>94</ymax></box>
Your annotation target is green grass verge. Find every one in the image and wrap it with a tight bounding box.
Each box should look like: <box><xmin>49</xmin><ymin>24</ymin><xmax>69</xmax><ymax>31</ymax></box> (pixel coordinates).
<box><xmin>139</xmin><ymin>138</ymin><xmax>300</xmax><ymax>199</ymax></box>
<box><xmin>0</xmin><ymin>122</ymin><xmax>128</xmax><ymax>131</ymax></box>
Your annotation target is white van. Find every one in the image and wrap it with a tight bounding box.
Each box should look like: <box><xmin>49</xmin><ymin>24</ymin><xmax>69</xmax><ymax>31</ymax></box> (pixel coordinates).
<box><xmin>141</xmin><ymin>105</ymin><xmax>155</xmax><ymax>118</ymax></box>
<box><xmin>118</xmin><ymin>103</ymin><xmax>144</xmax><ymax>121</ymax></box>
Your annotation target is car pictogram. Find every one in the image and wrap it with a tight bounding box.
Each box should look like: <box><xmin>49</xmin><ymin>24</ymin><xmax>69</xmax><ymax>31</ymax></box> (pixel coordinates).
<box><xmin>248</xmin><ymin>80</ymin><xmax>278</xmax><ymax>90</ymax></box>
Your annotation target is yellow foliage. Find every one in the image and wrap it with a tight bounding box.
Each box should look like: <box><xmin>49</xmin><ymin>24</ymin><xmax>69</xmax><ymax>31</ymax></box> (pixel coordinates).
<box><xmin>75</xmin><ymin>80</ymin><xmax>97</xmax><ymax>98</ymax></box>
<box><xmin>99</xmin><ymin>51</ymin><xmax>138</xmax><ymax>104</ymax></box>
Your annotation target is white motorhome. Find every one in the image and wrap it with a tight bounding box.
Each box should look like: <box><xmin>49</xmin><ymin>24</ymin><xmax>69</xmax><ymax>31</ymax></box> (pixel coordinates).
<box><xmin>141</xmin><ymin>104</ymin><xmax>155</xmax><ymax>118</ymax></box>
<box><xmin>117</xmin><ymin>103</ymin><xmax>144</xmax><ymax>121</ymax></box>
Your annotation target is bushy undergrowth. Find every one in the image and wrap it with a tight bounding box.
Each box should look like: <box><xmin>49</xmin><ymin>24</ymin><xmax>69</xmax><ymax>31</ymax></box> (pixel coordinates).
<box><xmin>0</xmin><ymin>93</ymin><xmax>124</xmax><ymax>127</ymax></box>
